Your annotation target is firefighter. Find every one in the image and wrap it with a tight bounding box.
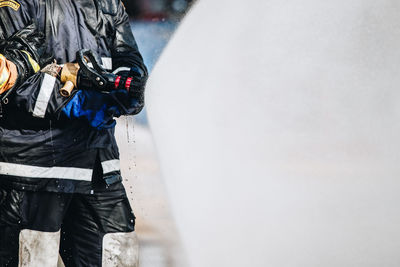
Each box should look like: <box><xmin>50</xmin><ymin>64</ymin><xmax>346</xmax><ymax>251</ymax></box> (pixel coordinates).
<box><xmin>0</xmin><ymin>0</ymin><xmax>147</xmax><ymax>266</ymax></box>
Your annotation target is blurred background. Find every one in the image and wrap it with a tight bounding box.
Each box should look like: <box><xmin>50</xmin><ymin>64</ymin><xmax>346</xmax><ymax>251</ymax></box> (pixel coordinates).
<box><xmin>116</xmin><ymin>1</ymin><xmax>194</xmax><ymax>266</ymax></box>
<box><xmin>126</xmin><ymin>0</ymin><xmax>195</xmax><ymax>124</ymax></box>
<box><xmin>125</xmin><ymin>0</ymin><xmax>194</xmax><ymax>20</ymax></box>
<box><xmin>111</xmin><ymin>1</ymin><xmax>400</xmax><ymax>267</ymax></box>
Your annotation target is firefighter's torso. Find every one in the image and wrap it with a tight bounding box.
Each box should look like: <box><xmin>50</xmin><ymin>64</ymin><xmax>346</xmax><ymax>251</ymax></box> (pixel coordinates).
<box><xmin>0</xmin><ymin>0</ymin><xmax>128</xmax><ymax>192</ymax></box>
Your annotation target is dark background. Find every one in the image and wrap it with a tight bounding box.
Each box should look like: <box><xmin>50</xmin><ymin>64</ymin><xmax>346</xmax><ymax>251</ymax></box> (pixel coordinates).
<box><xmin>123</xmin><ymin>0</ymin><xmax>194</xmax><ymax>20</ymax></box>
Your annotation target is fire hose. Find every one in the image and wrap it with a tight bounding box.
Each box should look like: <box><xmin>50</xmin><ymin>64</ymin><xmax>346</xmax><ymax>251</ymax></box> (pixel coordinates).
<box><xmin>60</xmin><ymin>49</ymin><xmax>139</xmax><ymax>97</ymax></box>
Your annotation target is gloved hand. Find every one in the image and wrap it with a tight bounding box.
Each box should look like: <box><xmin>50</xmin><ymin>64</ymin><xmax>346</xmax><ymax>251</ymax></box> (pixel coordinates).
<box><xmin>62</xmin><ymin>89</ymin><xmax>122</xmax><ymax>130</ymax></box>
<box><xmin>108</xmin><ymin>85</ymin><xmax>144</xmax><ymax>115</ymax></box>
<box><xmin>60</xmin><ymin>62</ymin><xmax>147</xmax><ymax>116</ymax></box>
<box><xmin>114</xmin><ymin>66</ymin><xmax>147</xmax><ymax>97</ymax></box>
<box><xmin>111</xmin><ymin>66</ymin><xmax>147</xmax><ymax>115</ymax></box>
<box><xmin>0</xmin><ymin>22</ymin><xmax>53</xmax><ymax>90</ymax></box>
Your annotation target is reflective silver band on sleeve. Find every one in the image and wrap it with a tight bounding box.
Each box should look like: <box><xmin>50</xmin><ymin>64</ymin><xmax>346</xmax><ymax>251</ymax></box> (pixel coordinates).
<box><xmin>112</xmin><ymin>67</ymin><xmax>131</xmax><ymax>74</ymax></box>
<box><xmin>101</xmin><ymin>159</ymin><xmax>120</xmax><ymax>174</ymax></box>
<box><xmin>87</xmin><ymin>57</ymin><xmax>112</xmax><ymax>70</ymax></box>
<box><xmin>102</xmin><ymin>57</ymin><xmax>112</xmax><ymax>70</ymax></box>
<box><xmin>33</xmin><ymin>74</ymin><xmax>56</xmax><ymax>118</ymax></box>
<box><xmin>0</xmin><ymin>162</ymin><xmax>93</xmax><ymax>181</ymax></box>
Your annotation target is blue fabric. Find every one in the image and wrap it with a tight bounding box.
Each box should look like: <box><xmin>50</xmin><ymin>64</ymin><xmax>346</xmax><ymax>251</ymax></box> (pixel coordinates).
<box><xmin>62</xmin><ymin>90</ymin><xmax>122</xmax><ymax>130</ymax></box>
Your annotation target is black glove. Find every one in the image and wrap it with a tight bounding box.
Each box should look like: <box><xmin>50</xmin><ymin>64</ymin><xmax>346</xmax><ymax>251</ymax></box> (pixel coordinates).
<box><xmin>114</xmin><ymin>66</ymin><xmax>147</xmax><ymax>99</ymax></box>
<box><xmin>74</xmin><ymin>66</ymin><xmax>147</xmax><ymax>115</ymax></box>
<box><xmin>107</xmin><ymin>66</ymin><xmax>147</xmax><ymax>115</ymax></box>
<box><xmin>0</xmin><ymin>22</ymin><xmax>53</xmax><ymax>88</ymax></box>
<box><xmin>68</xmin><ymin>49</ymin><xmax>147</xmax><ymax>115</ymax></box>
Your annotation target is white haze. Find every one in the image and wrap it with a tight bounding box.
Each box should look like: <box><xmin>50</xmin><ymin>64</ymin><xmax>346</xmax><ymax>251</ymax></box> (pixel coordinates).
<box><xmin>146</xmin><ymin>0</ymin><xmax>400</xmax><ymax>266</ymax></box>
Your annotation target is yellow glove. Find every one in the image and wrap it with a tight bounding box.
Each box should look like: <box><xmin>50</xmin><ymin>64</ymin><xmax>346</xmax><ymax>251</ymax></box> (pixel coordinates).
<box><xmin>0</xmin><ymin>54</ymin><xmax>18</xmax><ymax>94</ymax></box>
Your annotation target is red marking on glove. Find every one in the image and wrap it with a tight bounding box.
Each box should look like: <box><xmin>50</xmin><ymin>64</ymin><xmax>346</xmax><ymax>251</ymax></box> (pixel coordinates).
<box><xmin>125</xmin><ymin>77</ymin><xmax>132</xmax><ymax>91</ymax></box>
<box><xmin>114</xmin><ymin>75</ymin><xmax>121</xmax><ymax>89</ymax></box>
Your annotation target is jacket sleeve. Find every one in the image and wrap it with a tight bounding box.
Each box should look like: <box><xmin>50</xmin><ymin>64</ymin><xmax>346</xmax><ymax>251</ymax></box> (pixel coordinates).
<box><xmin>0</xmin><ymin>22</ymin><xmax>66</xmax><ymax>120</ymax></box>
<box><xmin>10</xmin><ymin>72</ymin><xmax>69</xmax><ymax>119</ymax></box>
<box><xmin>110</xmin><ymin>0</ymin><xmax>148</xmax><ymax>115</ymax></box>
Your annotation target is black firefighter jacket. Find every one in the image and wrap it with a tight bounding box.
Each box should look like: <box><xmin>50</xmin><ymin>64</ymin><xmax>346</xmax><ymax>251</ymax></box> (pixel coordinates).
<box><xmin>0</xmin><ymin>0</ymin><xmax>147</xmax><ymax>192</ymax></box>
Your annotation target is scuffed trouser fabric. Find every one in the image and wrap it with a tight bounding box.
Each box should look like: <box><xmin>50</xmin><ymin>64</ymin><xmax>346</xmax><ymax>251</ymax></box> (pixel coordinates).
<box><xmin>0</xmin><ymin>182</ymin><xmax>135</xmax><ymax>267</ymax></box>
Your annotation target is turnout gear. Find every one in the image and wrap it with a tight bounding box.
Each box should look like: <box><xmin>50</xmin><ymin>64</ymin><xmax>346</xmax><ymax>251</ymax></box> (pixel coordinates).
<box><xmin>0</xmin><ymin>0</ymin><xmax>147</xmax><ymax>266</ymax></box>
<box><xmin>0</xmin><ymin>181</ymin><xmax>136</xmax><ymax>266</ymax></box>
<box><xmin>0</xmin><ymin>0</ymin><xmax>147</xmax><ymax>191</ymax></box>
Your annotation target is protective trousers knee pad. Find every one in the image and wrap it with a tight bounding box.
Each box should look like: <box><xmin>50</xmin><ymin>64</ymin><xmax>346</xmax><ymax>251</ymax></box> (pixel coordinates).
<box><xmin>18</xmin><ymin>229</ymin><xmax>60</xmax><ymax>267</ymax></box>
<box><xmin>102</xmin><ymin>231</ymin><xmax>139</xmax><ymax>267</ymax></box>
